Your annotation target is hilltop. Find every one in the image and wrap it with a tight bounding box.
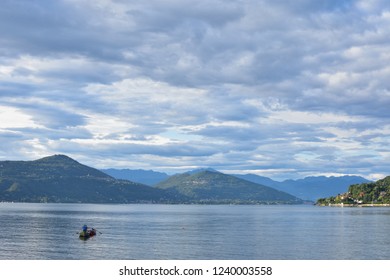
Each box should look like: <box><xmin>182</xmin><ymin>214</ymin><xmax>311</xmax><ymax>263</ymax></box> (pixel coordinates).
<box><xmin>317</xmin><ymin>176</ymin><xmax>390</xmax><ymax>206</ymax></box>
<box><xmin>155</xmin><ymin>170</ymin><xmax>302</xmax><ymax>204</ymax></box>
<box><xmin>0</xmin><ymin>155</ymin><xmax>174</xmax><ymax>203</ymax></box>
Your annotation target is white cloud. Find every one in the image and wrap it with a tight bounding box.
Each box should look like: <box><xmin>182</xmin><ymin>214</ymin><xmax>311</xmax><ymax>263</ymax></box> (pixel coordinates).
<box><xmin>0</xmin><ymin>106</ymin><xmax>41</xmax><ymax>129</ymax></box>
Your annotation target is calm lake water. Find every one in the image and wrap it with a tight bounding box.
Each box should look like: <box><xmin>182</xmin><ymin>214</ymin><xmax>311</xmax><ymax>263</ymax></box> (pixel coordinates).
<box><xmin>1</xmin><ymin>203</ymin><xmax>390</xmax><ymax>260</ymax></box>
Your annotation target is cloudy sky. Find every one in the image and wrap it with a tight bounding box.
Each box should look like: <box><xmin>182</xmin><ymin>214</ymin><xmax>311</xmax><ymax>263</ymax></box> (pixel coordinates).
<box><xmin>1</xmin><ymin>0</ymin><xmax>390</xmax><ymax>180</ymax></box>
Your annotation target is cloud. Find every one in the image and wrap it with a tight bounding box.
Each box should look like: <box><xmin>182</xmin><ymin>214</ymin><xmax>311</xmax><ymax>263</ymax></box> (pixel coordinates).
<box><xmin>0</xmin><ymin>0</ymin><xmax>390</xmax><ymax>179</ymax></box>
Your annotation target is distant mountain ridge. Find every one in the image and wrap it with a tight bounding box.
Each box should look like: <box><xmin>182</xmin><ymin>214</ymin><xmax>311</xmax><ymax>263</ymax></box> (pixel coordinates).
<box><xmin>101</xmin><ymin>168</ymin><xmax>169</xmax><ymax>186</ymax></box>
<box><xmin>0</xmin><ymin>155</ymin><xmax>300</xmax><ymax>204</ymax></box>
<box><xmin>155</xmin><ymin>170</ymin><xmax>302</xmax><ymax>204</ymax></box>
<box><xmin>233</xmin><ymin>174</ymin><xmax>370</xmax><ymax>201</ymax></box>
<box><xmin>104</xmin><ymin>167</ymin><xmax>370</xmax><ymax>201</ymax></box>
<box><xmin>1</xmin><ymin>155</ymin><xmax>371</xmax><ymax>204</ymax></box>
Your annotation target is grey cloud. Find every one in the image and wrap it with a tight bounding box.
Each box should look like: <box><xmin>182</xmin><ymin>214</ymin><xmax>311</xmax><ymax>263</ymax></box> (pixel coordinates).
<box><xmin>0</xmin><ymin>1</ymin><xmax>132</xmax><ymax>62</ymax></box>
<box><xmin>127</xmin><ymin>0</ymin><xmax>244</xmax><ymax>32</ymax></box>
<box><xmin>0</xmin><ymin>1</ymin><xmax>79</xmax><ymax>55</ymax></box>
<box><xmin>195</xmin><ymin>121</ymin><xmax>334</xmax><ymax>144</ymax></box>
<box><xmin>0</xmin><ymin>82</ymin><xmax>37</xmax><ymax>97</ymax></box>
<box><xmin>1</xmin><ymin>0</ymin><xmax>390</xmax><ymax>179</ymax></box>
<box><xmin>12</xmin><ymin>102</ymin><xmax>86</xmax><ymax>129</ymax></box>
<box><xmin>0</xmin><ymin>130</ymin><xmax>26</xmax><ymax>140</ymax></box>
<box><xmin>49</xmin><ymin>139</ymin><xmax>222</xmax><ymax>159</ymax></box>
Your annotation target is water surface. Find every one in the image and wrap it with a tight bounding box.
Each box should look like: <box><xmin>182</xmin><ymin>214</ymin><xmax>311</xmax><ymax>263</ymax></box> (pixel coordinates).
<box><xmin>1</xmin><ymin>203</ymin><xmax>389</xmax><ymax>259</ymax></box>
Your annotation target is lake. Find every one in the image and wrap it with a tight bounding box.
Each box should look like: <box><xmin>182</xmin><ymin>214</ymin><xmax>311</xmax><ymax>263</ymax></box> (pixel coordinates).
<box><xmin>1</xmin><ymin>203</ymin><xmax>390</xmax><ymax>260</ymax></box>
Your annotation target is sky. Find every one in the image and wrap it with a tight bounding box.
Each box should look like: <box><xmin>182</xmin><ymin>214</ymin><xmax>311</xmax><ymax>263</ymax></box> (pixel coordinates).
<box><xmin>1</xmin><ymin>0</ymin><xmax>390</xmax><ymax>180</ymax></box>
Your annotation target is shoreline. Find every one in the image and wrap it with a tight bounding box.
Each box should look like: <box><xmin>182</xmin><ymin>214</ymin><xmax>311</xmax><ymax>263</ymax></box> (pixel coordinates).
<box><xmin>319</xmin><ymin>203</ymin><xmax>390</xmax><ymax>207</ymax></box>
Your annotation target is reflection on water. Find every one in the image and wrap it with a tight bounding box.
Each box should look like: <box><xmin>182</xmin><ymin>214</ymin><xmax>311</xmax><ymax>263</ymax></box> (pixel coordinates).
<box><xmin>1</xmin><ymin>203</ymin><xmax>390</xmax><ymax>260</ymax></box>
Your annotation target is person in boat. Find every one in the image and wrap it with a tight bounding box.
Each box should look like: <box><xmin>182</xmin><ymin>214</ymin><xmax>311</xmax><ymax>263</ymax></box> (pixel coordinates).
<box><xmin>80</xmin><ymin>224</ymin><xmax>90</xmax><ymax>238</ymax></box>
<box><xmin>80</xmin><ymin>225</ymin><xmax>96</xmax><ymax>237</ymax></box>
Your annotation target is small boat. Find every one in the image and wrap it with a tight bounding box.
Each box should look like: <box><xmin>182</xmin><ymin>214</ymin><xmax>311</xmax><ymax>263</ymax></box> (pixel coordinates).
<box><xmin>79</xmin><ymin>228</ymin><xmax>97</xmax><ymax>239</ymax></box>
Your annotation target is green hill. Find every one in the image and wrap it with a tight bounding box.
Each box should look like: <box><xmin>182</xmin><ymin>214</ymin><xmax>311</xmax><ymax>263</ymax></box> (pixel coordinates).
<box><xmin>317</xmin><ymin>176</ymin><xmax>390</xmax><ymax>205</ymax></box>
<box><xmin>0</xmin><ymin>155</ymin><xmax>173</xmax><ymax>203</ymax></box>
<box><xmin>156</xmin><ymin>170</ymin><xmax>303</xmax><ymax>204</ymax></box>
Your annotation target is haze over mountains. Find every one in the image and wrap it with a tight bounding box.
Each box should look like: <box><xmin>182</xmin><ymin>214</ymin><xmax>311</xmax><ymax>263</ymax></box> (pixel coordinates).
<box><xmin>103</xmin><ymin>168</ymin><xmax>370</xmax><ymax>201</ymax></box>
<box><xmin>233</xmin><ymin>174</ymin><xmax>371</xmax><ymax>201</ymax></box>
<box><xmin>0</xmin><ymin>154</ymin><xmax>372</xmax><ymax>203</ymax></box>
<box><xmin>0</xmin><ymin>155</ymin><xmax>302</xmax><ymax>204</ymax></box>
<box><xmin>101</xmin><ymin>168</ymin><xmax>169</xmax><ymax>186</ymax></box>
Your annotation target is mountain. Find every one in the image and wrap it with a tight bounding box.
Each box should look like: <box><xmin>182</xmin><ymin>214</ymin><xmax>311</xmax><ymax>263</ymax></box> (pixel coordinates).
<box><xmin>0</xmin><ymin>155</ymin><xmax>174</xmax><ymax>203</ymax></box>
<box><xmin>317</xmin><ymin>176</ymin><xmax>390</xmax><ymax>205</ymax></box>
<box><xmin>233</xmin><ymin>174</ymin><xmax>370</xmax><ymax>201</ymax></box>
<box><xmin>185</xmin><ymin>168</ymin><xmax>219</xmax><ymax>175</ymax></box>
<box><xmin>101</xmin><ymin>168</ymin><xmax>219</xmax><ymax>186</ymax></box>
<box><xmin>0</xmin><ymin>155</ymin><xmax>372</xmax><ymax>204</ymax></box>
<box><xmin>100</xmin><ymin>167</ymin><xmax>370</xmax><ymax>201</ymax></box>
<box><xmin>233</xmin><ymin>174</ymin><xmax>280</xmax><ymax>189</ymax></box>
<box><xmin>155</xmin><ymin>170</ymin><xmax>302</xmax><ymax>204</ymax></box>
<box><xmin>101</xmin><ymin>168</ymin><xmax>169</xmax><ymax>186</ymax></box>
